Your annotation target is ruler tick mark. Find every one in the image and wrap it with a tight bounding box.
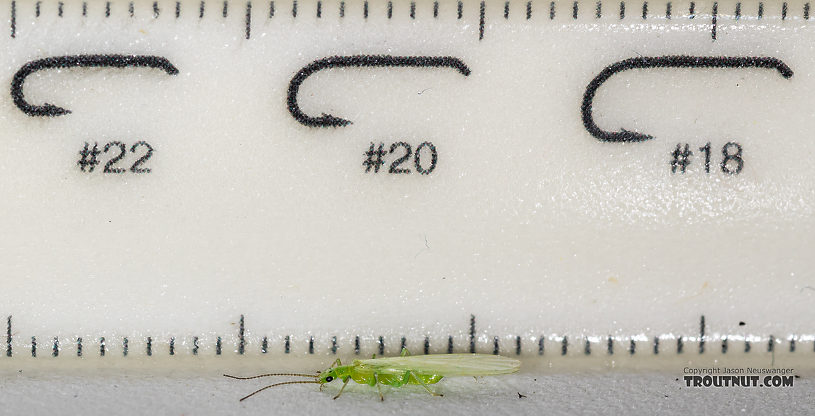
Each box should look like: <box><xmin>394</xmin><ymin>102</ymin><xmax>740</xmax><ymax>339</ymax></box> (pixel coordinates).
<box><xmin>216</xmin><ymin>336</ymin><xmax>222</xmax><ymax>355</ymax></box>
<box><xmin>223</xmin><ymin>0</ymin><xmax>229</xmax><ymax>17</ymax></box>
<box><xmin>607</xmin><ymin>336</ymin><xmax>613</xmax><ymax>354</ymax></box>
<box><xmin>689</xmin><ymin>1</ymin><xmax>695</xmax><ymax>18</ymax></box>
<box><xmin>505</xmin><ymin>1</ymin><xmax>510</xmax><ymax>19</ymax></box>
<box><xmin>59</xmin><ymin>1</ymin><xmax>64</xmax><ymax>18</ymax></box>
<box><xmin>410</xmin><ymin>1</ymin><xmax>415</xmax><ymax>19</ymax></box>
<box><xmin>654</xmin><ymin>337</ymin><xmax>659</xmax><ymax>354</ymax></box>
<box><xmin>83</xmin><ymin>2</ymin><xmax>87</xmax><ymax>17</ymax></box>
<box><xmin>5</xmin><ymin>316</ymin><xmax>10</xmax><ymax>357</ymax></box>
<box><xmin>193</xmin><ymin>336</ymin><xmax>199</xmax><ymax>355</ymax></box>
<box><xmin>339</xmin><ymin>1</ymin><xmax>344</xmax><ymax>17</ymax></box>
<box><xmin>378</xmin><ymin>336</ymin><xmax>384</xmax><ymax>355</ymax></box>
<box><xmin>735</xmin><ymin>2</ymin><xmax>741</xmax><ymax>20</ymax></box>
<box><xmin>805</xmin><ymin>3</ymin><xmax>810</xmax><ymax>20</ymax></box>
<box><xmin>561</xmin><ymin>337</ymin><xmax>568</xmax><ymax>355</ymax></box>
<box><xmin>170</xmin><ymin>337</ymin><xmax>175</xmax><ymax>356</ymax></box>
<box><xmin>147</xmin><ymin>336</ymin><xmax>153</xmax><ymax>356</ymax></box>
<box><xmin>538</xmin><ymin>336</ymin><xmax>544</xmax><ymax>355</ymax></box>
<box><xmin>584</xmin><ymin>338</ymin><xmax>590</xmax><ymax>355</ymax></box>
<box><xmin>479</xmin><ymin>1</ymin><xmax>485</xmax><ymax>40</ymax></box>
<box><xmin>99</xmin><ymin>337</ymin><xmax>105</xmax><ymax>357</ymax></box>
<box><xmin>200</xmin><ymin>1</ymin><xmax>205</xmax><ymax>18</ymax></box>
<box><xmin>36</xmin><ymin>1</ymin><xmax>41</xmax><ymax>18</ymax></box>
<box><xmin>122</xmin><ymin>337</ymin><xmax>128</xmax><ymax>357</ymax></box>
<box><xmin>245</xmin><ymin>1</ymin><xmax>252</xmax><ymax>39</ymax></box>
<box><xmin>527</xmin><ymin>1</ymin><xmax>532</xmax><ymax>19</ymax></box>
<box><xmin>699</xmin><ymin>315</ymin><xmax>706</xmax><ymax>354</ymax></box>
<box><xmin>77</xmin><ymin>337</ymin><xmax>83</xmax><ymax>357</ymax></box>
<box><xmin>31</xmin><ymin>336</ymin><xmax>36</xmax><ymax>358</ymax></box>
<box><xmin>53</xmin><ymin>337</ymin><xmax>59</xmax><ymax>357</ymax></box>
<box><xmin>424</xmin><ymin>336</ymin><xmax>429</xmax><ymax>354</ymax></box>
<box><xmin>596</xmin><ymin>1</ymin><xmax>601</xmax><ymax>18</ymax></box>
<box><xmin>782</xmin><ymin>2</ymin><xmax>787</xmax><ymax>20</ymax></box>
<box><xmin>154</xmin><ymin>1</ymin><xmax>160</xmax><ymax>18</ymax></box>
<box><xmin>354</xmin><ymin>336</ymin><xmax>360</xmax><ymax>354</ymax></box>
<box><xmin>469</xmin><ymin>315</ymin><xmax>476</xmax><ymax>353</ymax></box>
<box><xmin>493</xmin><ymin>336</ymin><xmax>499</xmax><ymax>355</ymax></box>
<box><xmin>629</xmin><ymin>340</ymin><xmax>635</xmax><ymax>355</ymax></box>
<box><xmin>666</xmin><ymin>1</ymin><xmax>671</xmax><ymax>18</ymax></box>
<box><xmin>176</xmin><ymin>1</ymin><xmax>181</xmax><ymax>18</ymax></box>
<box><xmin>447</xmin><ymin>336</ymin><xmax>453</xmax><ymax>353</ymax></box>
<box><xmin>316</xmin><ymin>0</ymin><xmax>321</xmax><ymax>18</ymax></box>
<box><xmin>309</xmin><ymin>336</ymin><xmax>314</xmax><ymax>354</ymax></box>
<box><xmin>433</xmin><ymin>1</ymin><xmax>438</xmax><ymax>17</ymax></box>
<box><xmin>292</xmin><ymin>0</ymin><xmax>297</xmax><ymax>17</ymax></box>
<box><xmin>239</xmin><ymin>314</ymin><xmax>245</xmax><ymax>354</ymax></box>
<box><xmin>269</xmin><ymin>0</ymin><xmax>274</xmax><ymax>17</ymax></box>
<box><xmin>458</xmin><ymin>1</ymin><xmax>463</xmax><ymax>19</ymax></box>
<box><xmin>387</xmin><ymin>1</ymin><xmax>392</xmax><ymax>19</ymax></box>
<box><xmin>641</xmin><ymin>1</ymin><xmax>647</xmax><ymax>19</ymax></box>
<box><xmin>285</xmin><ymin>335</ymin><xmax>290</xmax><ymax>353</ymax></box>
<box><xmin>10</xmin><ymin>1</ymin><xmax>15</xmax><ymax>38</ymax></box>
<box><xmin>332</xmin><ymin>336</ymin><xmax>338</xmax><ymax>354</ymax></box>
<box><xmin>620</xmin><ymin>1</ymin><xmax>625</xmax><ymax>18</ymax></box>
<box><xmin>129</xmin><ymin>1</ymin><xmax>134</xmax><ymax>18</ymax></box>
<box><xmin>105</xmin><ymin>2</ymin><xmax>110</xmax><ymax>17</ymax></box>
<box><xmin>572</xmin><ymin>1</ymin><xmax>578</xmax><ymax>19</ymax></box>
<box><xmin>711</xmin><ymin>2</ymin><xmax>717</xmax><ymax>41</ymax></box>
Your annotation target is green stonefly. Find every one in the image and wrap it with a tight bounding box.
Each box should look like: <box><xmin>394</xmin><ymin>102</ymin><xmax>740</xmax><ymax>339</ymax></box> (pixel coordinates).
<box><xmin>224</xmin><ymin>348</ymin><xmax>521</xmax><ymax>401</ymax></box>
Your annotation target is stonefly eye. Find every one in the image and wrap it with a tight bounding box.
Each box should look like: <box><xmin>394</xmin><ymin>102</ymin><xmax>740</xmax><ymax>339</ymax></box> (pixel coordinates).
<box><xmin>581</xmin><ymin>55</ymin><xmax>793</xmax><ymax>143</ymax></box>
<box><xmin>325</xmin><ymin>376</ymin><xmax>334</xmax><ymax>382</ymax></box>
<box><xmin>11</xmin><ymin>54</ymin><xmax>179</xmax><ymax>117</ymax></box>
<box><xmin>286</xmin><ymin>55</ymin><xmax>471</xmax><ymax>128</ymax></box>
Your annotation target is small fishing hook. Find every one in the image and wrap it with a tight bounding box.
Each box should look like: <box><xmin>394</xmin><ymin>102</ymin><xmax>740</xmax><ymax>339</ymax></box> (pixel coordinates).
<box><xmin>581</xmin><ymin>55</ymin><xmax>793</xmax><ymax>142</ymax></box>
<box><xmin>287</xmin><ymin>55</ymin><xmax>471</xmax><ymax>127</ymax></box>
<box><xmin>12</xmin><ymin>54</ymin><xmax>179</xmax><ymax>117</ymax></box>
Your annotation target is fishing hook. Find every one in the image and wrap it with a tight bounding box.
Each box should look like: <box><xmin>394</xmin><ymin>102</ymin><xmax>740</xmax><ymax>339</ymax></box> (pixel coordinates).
<box><xmin>287</xmin><ymin>55</ymin><xmax>471</xmax><ymax>127</ymax></box>
<box><xmin>581</xmin><ymin>56</ymin><xmax>793</xmax><ymax>142</ymax></box>
<box><xmin>12</xmin><ymin>54</ymin><xmax>179</xmax><ymax>117</ymax></box>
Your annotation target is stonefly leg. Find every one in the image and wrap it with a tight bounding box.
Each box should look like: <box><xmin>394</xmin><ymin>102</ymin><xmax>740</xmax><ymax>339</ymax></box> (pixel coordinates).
<box><xmin>287</xmin><ymin>55</ymin><xmax>471</xmax><ymax>127</ymax></box>
<box><xmin>581</xmin><ymin>56</ymin><xmax>793</xmax><ymax>142</ymax></box>
<box><xmin>11</xmin><ymin>54</ymin><xmax>179</xmax><ymax>117</ymax></box>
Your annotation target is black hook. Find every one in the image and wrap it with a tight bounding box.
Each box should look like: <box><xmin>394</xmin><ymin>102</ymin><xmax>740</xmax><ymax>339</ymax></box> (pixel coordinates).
<box><xmin>12</xmin><ymin>54</ymin><xmax>179</xmax><ymax>117</ymax></box>
<box><xmin>581</xmin><ymin>56</ymin><xmax>793</xmax><ymax>142</ymax></box>
<box><xmin>287</xmin><ymin>55</ymin><xmax>471</xmax><ymax>127</ymax></box>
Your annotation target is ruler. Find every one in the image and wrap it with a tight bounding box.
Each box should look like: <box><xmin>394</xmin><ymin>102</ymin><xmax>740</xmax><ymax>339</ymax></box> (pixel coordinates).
<box><xmin>0</xmin><ymin>0</ymin><xmax>812</xmax><ymax>367</ymax></box>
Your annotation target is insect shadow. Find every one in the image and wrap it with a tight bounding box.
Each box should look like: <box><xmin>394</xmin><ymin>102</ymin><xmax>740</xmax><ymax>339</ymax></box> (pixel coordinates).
<box><xmin>287</xmin><ymin>55</ymin><xmax>472</xmax><ymax>128</ymax></box>
<box><xmin>224</xmin><ymin>347</ymin><xmax>520</xmax><ymax>401</ymax></box>
<box><xmin>11</xmin><ymin>54</ymin><xmax>179</xmax><ymax>117</ymax></box>
<box><xmin>581</xmin><ymin>55</ymin><xmax>793</xmax><ymax>142</ymax></box>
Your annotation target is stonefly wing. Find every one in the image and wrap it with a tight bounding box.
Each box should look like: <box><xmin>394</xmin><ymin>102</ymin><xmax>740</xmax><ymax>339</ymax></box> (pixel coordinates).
<box><xmin>357</xmin><ymin>354</ymin><xmax>520</xmax><ymax>377</ymax></box>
